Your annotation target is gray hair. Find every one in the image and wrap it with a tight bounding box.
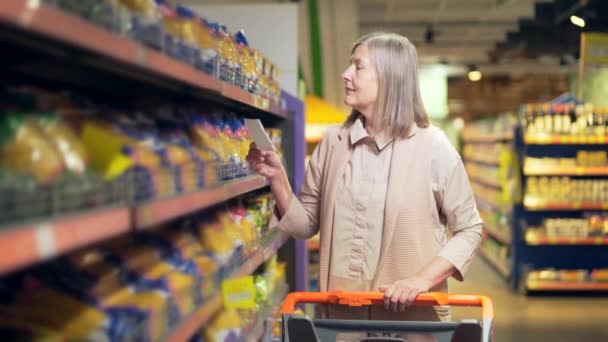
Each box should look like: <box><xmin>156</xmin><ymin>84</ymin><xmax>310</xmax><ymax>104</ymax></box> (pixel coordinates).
<box><xmin>345</xmin><ymin>32</ymin><xmax>429</xmax><ymax>138</ymax></box>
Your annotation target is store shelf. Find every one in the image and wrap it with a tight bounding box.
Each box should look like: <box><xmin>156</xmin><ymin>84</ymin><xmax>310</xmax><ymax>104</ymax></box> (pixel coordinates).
<box><xmin>475</xmin><ymin>195</ymin><xmax>511</xmax><ymax>214</ymax></box>
<box><xmin>524</xmin><ymin>135</ymin><xmax>608</xmax><ymax>145</ymax></box>
<box><xmin>462</xmin><ymin>133</ymin><xmax>513</xmax><ymax>143</ymax></box>
<box><xmin>165</xmin><ymin>231</ymin><xmax>289</xmax><ymax>342</ymax></box>
<box><xmin>523</xmin><ymin>165</ymin><xmax>608</xmax><ymax>176</ymax></box>
<box><xmin>0</xmin><ymin>206</ymin><xmax>131</xmax><ymax>276</ymax></box>
<box><xmin>470</xmin><ymin>175</ymin><xmax>502</xmax><ymax>189</ymax></box>
<box><xmin>0</xmin><ymin>1</ymin><xmax>287</xmax><ymax>119</ymax></box>
<box><xmin>478</xmin><ymin>248</ymin><xmax>510</xmax><ymax>278</ymax></box>
<box><xmin>484</xmin><ymin>225</ymin><xmax>512</xmax><ymax>245</ymax></box>
<box><xmin>464</xmin><ymin>156</ymin><xmax>501</xmax><ymax>166</ymax></box>
<box><xmin>527</xmin><ymin>280</ymin><xmax>608</xmax><ymax>292</ymax></box>
<box><xmin>135</xmin><ymin>176</ymin><xmax>268</xmax><ymax>228</ymax></box>
<box><xmin>523</xmin><ymin>197</ymin><xmax>608</xmax><ymax>211</ymax></box>
<box><xmin>526</xmin><ymin>236</ymin><xmax>608</xmax><ymax>246</ymax></box>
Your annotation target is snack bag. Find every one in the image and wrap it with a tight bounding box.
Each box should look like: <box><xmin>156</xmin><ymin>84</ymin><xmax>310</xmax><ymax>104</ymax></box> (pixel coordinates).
<box><xmin>203</xmin><ymin>309</ymin><xmax>243</xmax><ymax>342</ymax></box>
<box><xmin>117</xmin><ymin>0</ymin><xmax>163</xmax><ymax>50</ymax></box>
<box><xmin>195</xmin><ymin>16</ymin><xmax>220</xmax><ymax>75</ymax></box>
<box><xmin>197</xmin><ymin>217</ymin><xmax>236</xmax><ymax>267</ymax></box>
<box><xmin>39</xmin><ymin>113</ymin><xmax>89</xmax><ymax>175</ymax></box>
<box><xmin>0</xmin><ymin>113</ymin><xmax>64</xmax><ymax>184</ymax></box>
<box><xmin>235</xmin><ymin>30</ymin><xmax>257</xmax><ymax>93</ymax></box>
<box><xmin>190</xmin><ymin>116</ymin><xmax>226</xmax><ymax>163</ymax></box>
<box><xmin>38</xmin><ymin>249</ymin><xmax>166</xmax><ymax>341</ymax></box>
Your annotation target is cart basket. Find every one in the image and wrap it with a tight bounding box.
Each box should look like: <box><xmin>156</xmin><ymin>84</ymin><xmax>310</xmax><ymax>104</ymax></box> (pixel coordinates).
<box><xmin>281</xmin><ymin>291</ymin><xmax>493</xmax><ymax>342</ymax></box>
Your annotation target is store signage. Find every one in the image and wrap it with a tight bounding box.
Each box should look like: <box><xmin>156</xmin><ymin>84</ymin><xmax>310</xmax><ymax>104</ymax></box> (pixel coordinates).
<box><xmin>583</xmin><ymin>32</ymin><xmax>608</xmax><ymax>65</ymax></box>
<box><xmin>222</xmin><ymin>276</ymin><xmax>256</xmax><ymax>309</ymax></box>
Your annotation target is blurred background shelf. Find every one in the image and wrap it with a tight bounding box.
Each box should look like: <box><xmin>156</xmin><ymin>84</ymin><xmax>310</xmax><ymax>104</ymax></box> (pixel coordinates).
<box><xmin>525</xmin><ymin>135</ymin><xmax>608</xmax><ymax>145</ymax></box>
<box><xmin>478</xmin><ymin>247</ymin><xmax>511</xmax><ymax>278</ymax></box>
<box><xmin>527</xmin><ymin>281</ymin><xmax>608</xmax><ymax>292</ymax></box>
<box><xmin>524</xmin><ymin>165</ymin><xmax>608</xmax><ymax>176</ymax></box>
<box><xmin>526</xmin><ymin>236</ymin><xmax>608</xmax><ymax>246</ymax></box>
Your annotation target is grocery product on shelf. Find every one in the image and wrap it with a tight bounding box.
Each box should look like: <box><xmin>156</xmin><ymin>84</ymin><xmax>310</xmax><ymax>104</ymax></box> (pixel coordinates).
<box><xmin>0</xmin><ymin>84</ymin><xmax>272</xmax><ymax>226</ymax></box>
<box><xmin>522</xmin><ymin>102</ymin><xmax>608</xmax><ymax>137</ymax></box>
<box><xmin>524</xmin><ymin>151</ymin><xmax>608</xmax><ymax>172</ymax></box>
<box><xmin>43</xmin><ymin>0</ymin><xmax>281</xmax><ymax>98</ymax></box>
<box><xmin>525</xmin><ymin>177</ymin><xmax>608</xmax><ymax>205</ymax></box>
<box><xmin>0</xmin><ymin>113</ymin><xmax>66</xmax><ymax>184</ymax></box>
<box><xmin>525</xmin><ymin>214</ymin><xmax>608</xmax><ymax>240</ymax></box>
<box><xmin>528</xmin><ymin>268</ymin><xmax>608</xmax><ymax>285</ymax></box>
<box><xmin>462</xmin><ymin>143</ymin><xmax>504</xmax><ymax>164</ymax></box>
<box><xmin>0</xmin><ymin>191</ymin><xmax>280</xmax><ymax>341</ymax></box>
<box><xmin>461</xmin><ymin>114</ymin><xmax>517</xmax><ymax>141</ymax></box>
<box><xmin>479</xmin><ymin>209</ymin><xmax>511</xmax><ymax>242</ymax></box>
<box><xmin>199</xmin><ymin>256</ymin><xmax>287</xmax><ymax>342</ymax></box>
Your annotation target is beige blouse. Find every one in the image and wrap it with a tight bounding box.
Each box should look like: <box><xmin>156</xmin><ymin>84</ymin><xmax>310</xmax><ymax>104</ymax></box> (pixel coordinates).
<box><xmin>274</xmin><ymin>121</ymin><xmax>483</xmax><ymax>322</ymax></box>
<box><xmin>328</xmin><ymin>119</ymin><xmax>482</xmax><ymax>293</ymax></box>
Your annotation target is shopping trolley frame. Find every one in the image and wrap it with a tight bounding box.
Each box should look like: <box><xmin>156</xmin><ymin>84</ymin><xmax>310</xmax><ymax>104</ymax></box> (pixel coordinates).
<box><xmin>281</xmin><ymin>291</ymin><xmax>493</xmax><ymax>342</ymax></box>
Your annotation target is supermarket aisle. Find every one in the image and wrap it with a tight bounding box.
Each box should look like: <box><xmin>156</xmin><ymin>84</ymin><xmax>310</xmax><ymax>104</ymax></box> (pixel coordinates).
<box><xmin>450</xmin><ymin>257</ymin><xmax>608</xmax><ymax>342</ymax></box>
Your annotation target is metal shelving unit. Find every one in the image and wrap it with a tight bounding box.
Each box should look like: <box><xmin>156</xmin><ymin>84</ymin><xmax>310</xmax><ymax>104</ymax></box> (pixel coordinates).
<box><xmin>0</xmin><ymin>1</ymin><xmax>306</xmax><ymax>340</ymax></box>
<box><xmin>512</xmin><ymin>126</ymin><xmax>608</xmax><ymax>293</ymax></box>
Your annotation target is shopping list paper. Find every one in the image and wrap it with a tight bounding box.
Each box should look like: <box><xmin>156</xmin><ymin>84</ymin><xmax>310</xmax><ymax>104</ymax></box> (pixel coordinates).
<box><xmin>244</xmin><ymin>118</ymin><xmax>276</xmax><ymax>152</ymax></box>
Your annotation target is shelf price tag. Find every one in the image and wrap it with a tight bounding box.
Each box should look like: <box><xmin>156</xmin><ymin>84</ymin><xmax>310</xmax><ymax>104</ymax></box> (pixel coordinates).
<box><xmin>222</xmin><ymin>276</ymin><xmax>256</xmax><ymax>309</ymax></box>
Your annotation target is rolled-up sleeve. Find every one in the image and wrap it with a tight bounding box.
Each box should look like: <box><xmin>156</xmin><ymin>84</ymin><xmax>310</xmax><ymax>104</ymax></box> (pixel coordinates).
<box><xmin>432</xmin><ymin>132</ymin><xmax>483</xmax><ymax>281</ymax></box>
<box><xmin>272</xmin><ymin>133</ymin><xmax>326</xmax><ymax>240</ymax></box>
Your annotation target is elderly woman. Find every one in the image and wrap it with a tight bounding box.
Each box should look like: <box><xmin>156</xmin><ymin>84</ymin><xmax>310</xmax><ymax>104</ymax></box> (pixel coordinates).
<box><xmin>247</xmin><ymin>32</ymin><xmax>482</xmax><ymax>323</ymax></box>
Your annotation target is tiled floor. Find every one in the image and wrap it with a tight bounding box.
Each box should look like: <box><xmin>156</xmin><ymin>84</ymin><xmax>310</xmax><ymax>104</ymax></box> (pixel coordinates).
<box><xmin>449</xmin><ymin>258</ymin><xmax>608</xmax><ymax>341</ymax></box>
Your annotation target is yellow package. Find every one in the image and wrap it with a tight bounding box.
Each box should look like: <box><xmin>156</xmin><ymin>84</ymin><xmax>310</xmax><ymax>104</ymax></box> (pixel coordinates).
<box><xmin>118</xmin><ymin>0</ymin><xmax>158</xmax><ymax>16</ymax></box>
<box><xmin>192</xmin><ymin>254</ymin><xmax>218</xmax><ymax>297</ymax></box>
<box><xmin>139</xmin><ymin>262</ymin><xmax>198</xmax><ymax>317</ymax></box>
<box><xmin>8</xmin><ymin>284</ymin><xmax>107</xmax><ymax>340</ymax></box>
<box><xmin>39</xmin><ymin>115</ymin><xmax>89</xmax><ymax>175</ymax></box>
<box><xmin>67</xmin><ymin>250</ymin><xmax>125</xmax><ymax>300</ymax></box>
<box><xmin>190</xmin><ymin>119</ymin><xmax>226</xmax><ymax>163</ymax></box>
<box><xmin>103</xmin><ymin>286</ymin><xmax>171</xmax><ymax>341</ymax></box>
<box><xmin>198</xmin><ymin>220</ymin><xmax>235</xmax><ymax>265</ymax></box>
<box><xmin>1</xmin><ymin>114</ymin><xmax>65</xmax><ymax>184</ymax></box>
<box><xmin>154</xmin><ymin>229</ymin><xmax>204</xmax><ymax>260</ymax></box>
<box><xmin>193</xmin><ymin>146</ymin><xmax>219</xmax><ymax>187</ymax></box>
<box><xmin>204</xmin><ymin>309</ymin><xmax>243</xmax><ymax>342</ymax></box>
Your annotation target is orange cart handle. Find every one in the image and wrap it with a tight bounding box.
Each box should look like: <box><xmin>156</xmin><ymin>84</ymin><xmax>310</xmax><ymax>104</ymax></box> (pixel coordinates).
<box><xmin>281</xmin><ymin>291</ymin><xmax>493</xmax><ymax>320</ymax></box>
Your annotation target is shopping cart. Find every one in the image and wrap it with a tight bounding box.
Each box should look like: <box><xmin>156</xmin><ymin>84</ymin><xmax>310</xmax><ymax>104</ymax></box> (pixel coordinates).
<box><xmin>281</xmin><ymin>291</ymin><xmax>493</xmax><ymax>342</ymax></box>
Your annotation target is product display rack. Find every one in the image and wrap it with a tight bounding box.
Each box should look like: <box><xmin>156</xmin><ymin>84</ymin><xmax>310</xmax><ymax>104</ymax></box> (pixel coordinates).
<box><xmin>511</xmin><ymin>124</ymin><xmax>608</xmax><ymax>293</ymax></box>
<box><xmin>164</xmin><ymin>231</ymin><xmax>289</xmax><ymax>342</ymax></box>
<box><xmin>462</xmin><ymin>118</ymin><xmax>517</xmax><ymax>282</ymax></box>
<box><xmin>0</xmin><ymin>1</ymin><xmax>306</xmax><ymax>341</ymax></box>
<box><xmin>0</xmin><ymin>1</ymin><xmax>287</xmax><ymax>120</ymax></box>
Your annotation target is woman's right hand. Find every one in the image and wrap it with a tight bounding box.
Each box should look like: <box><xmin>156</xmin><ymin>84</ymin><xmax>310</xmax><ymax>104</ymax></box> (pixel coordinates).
<box><xmin>246</xmin><ymin>143</ymin><xmax>285</xmax><ymax>183</ymax></box>
<box><xmin>246</xmin><ymin>142</ymin><xmax>293</xmax><ymax>216</ymax></box>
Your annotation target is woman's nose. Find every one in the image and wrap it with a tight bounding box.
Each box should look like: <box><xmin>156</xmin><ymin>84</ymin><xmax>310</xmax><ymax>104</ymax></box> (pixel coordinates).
<box><xmin>341</xmin><ymin>68</ymin><xmax>351</xmax><ymax>82</ymax></box>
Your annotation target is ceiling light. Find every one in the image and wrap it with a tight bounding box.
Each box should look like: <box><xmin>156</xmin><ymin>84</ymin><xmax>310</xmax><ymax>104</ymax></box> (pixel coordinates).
<box><xmin>468</xmin><ymin>70</ymin><xmax>482</xmax><ymax>82</ymax></box>
<box><xmin>570</xmin><ymin>15</ymin><xmax>585</xmax><ymax>28</ymax></box>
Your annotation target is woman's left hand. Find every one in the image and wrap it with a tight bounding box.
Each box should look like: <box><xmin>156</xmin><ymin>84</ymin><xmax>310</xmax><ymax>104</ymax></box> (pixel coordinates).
<box><xmin>378</xmin><ymin>277</ymin><xmax>432</xmax><ymax>312</ymax></box>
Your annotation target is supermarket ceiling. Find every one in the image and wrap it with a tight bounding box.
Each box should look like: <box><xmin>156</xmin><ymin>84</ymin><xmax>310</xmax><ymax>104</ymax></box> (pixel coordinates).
<box><xmin>195</xmin><ymin>0</ymin><xmax>608</xmax><ymax>70</ymax></box>
<box><xmin>358</xmin><ymin>0</ymin><xmax>608</xmax><ymax>67</ymax></box>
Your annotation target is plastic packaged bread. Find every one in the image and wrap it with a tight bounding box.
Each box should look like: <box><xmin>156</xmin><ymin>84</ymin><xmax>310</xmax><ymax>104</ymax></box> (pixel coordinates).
<box><xmin>38</xmin><ymin>113</ymin><xmax>89</xmax><ymax>175</ymax></box>
<box><xmin>0</xmin><ymin>113</ymin><xmax>65</xmax><ymax>184</ymax></box>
